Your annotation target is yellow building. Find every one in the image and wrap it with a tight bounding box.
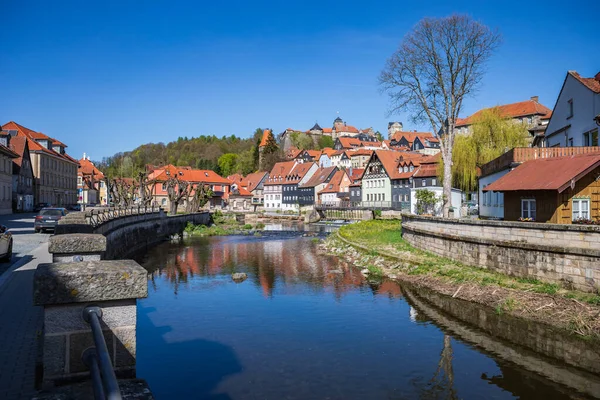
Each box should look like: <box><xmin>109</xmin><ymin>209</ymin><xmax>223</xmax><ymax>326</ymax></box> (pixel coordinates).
<box><xmin>2</xmin><ymin>122</ymin><xmax>78</xmax><ymax>207</ymax></box>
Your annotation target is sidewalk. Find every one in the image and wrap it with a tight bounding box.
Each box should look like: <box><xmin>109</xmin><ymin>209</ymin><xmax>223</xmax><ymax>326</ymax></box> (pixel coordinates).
<box><xmin>0</xmin><ymin>243</ymin><xmax>51</xmax><ymax>400</ymax></box>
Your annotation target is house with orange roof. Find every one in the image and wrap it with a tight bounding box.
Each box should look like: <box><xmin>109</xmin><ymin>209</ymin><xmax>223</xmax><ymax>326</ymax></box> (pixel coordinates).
<box><xmin>263</xmin><ymin>161</ymin><xmax>296</xmax><ymax>211</ymax></box>
<box><xmin>78</xmin><ymin>154</ymin><xmax>106</xmax><ymax>206</ymax></box>
<box><xmin>148</xmin><ymin>164</ymin><xmax>231</xmax><ymax>209</ymax></box>
<box><xmin>281</xmin><ymin>161</ymin><xmax>319</xmax><ymax>212</ymax></box>
<box><xmin>0</xmin><ymin>131</ymin><xmax>20</xmax><ymax>214</ymax></box>
<box><xmin>453</xmin><ymin>97</ymin><xmax>553</xmax><ymax>146</ymax></box>
<box><xmin>226</xmin><ymin>171</ymin><xmax>268</xmax><ymax>209</ymax></box>
<box><xmin>294</xmin><ymin>149</ymin><xmax>322</xmax><ymax>164</ymax></box>
<box><xmin>298</xmin><ymin>166</ymin><xmax>338</xmax><ymax>206</ymax></box>
<box><xmin>330</xmin><ymin>150</ymin><xmax>351</xmax><ymax>169</ymax></box>
<box><xmin>317</xmin><ymin>169</ymin><xmax>351</xmax><ymax>206</ymax></box>
<box><xmin>2</xmin><ymin>132</ymin><xmax>34</xmax><ymax>212</ymax></box>
<box><xmin>544</xmin><ymin>71</ymin><xmax>600</xmax><ymax>148</ymax></box>
<box><xmin>2</xmin><ymin>121</ymin><xmax>79</xmax><ymax>207</ymax></box>
<box><xmin>348</xmin><ymin>168</ymin><xmax>364</xmax><ymax>204</ymax></box>
<box><xmin>334</xmin><ymin>135</ymin><xmax>381</xmax><ymax>151</ymax></box>
<box><xmin>389</xmin><ymin>131</ymin><xmax>440</xmax><ymax>154</ymax></box>
<box><xmin>244</xmin><ymin>171</ymin><xmax>269</xmax><ymax>205</ymax></box>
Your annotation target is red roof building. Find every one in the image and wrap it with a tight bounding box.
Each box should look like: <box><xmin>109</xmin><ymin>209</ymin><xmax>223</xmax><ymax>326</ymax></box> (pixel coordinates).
<box><xmin>483</xmin><ymin>153</ymin><xmax>600</xmax><ymax>223</ymax></box>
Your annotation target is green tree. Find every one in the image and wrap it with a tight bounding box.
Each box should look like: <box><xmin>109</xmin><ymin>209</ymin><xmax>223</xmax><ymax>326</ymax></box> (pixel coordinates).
<box><xmin>217</xmin><ymin>153</ymin><xmax>239</xmax><ymax>177</ymax></box>
<box><xmin>375</xmin><ymin>131</ymin><xmax>384</xmax><ymax>142</ymax></box>
<box><xmin>450</xmin><ymin>108</ymin><xmax>529</xmax><ymax>192</ymax></box>
<box><xmin>415</xmin><ymin>189</ymin><xmax>439</xmax><ymax>215</ymax></box>
<box><xmin>235</xmin><ymin>149</ymin><xmax>255</xmax><ymax>175</ymax></box>
<box><xmin>318</xmin><ymin>135</ymin><xmax>334</xmax><ymax>149</ymax></box>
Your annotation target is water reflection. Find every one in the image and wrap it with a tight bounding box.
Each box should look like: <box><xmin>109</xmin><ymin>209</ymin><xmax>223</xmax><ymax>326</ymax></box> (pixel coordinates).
<box><xmin>138</xmin><ymin>236</ymin><xmax>597</xmax><ymax>400</ymax></box>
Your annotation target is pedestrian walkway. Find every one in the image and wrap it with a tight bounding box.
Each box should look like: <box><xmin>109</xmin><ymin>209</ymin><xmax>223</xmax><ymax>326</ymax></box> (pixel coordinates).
<box><xmin>0</xmin><ymin>243</ymin><xmax>50</xmax><ymax>400</ymax></box>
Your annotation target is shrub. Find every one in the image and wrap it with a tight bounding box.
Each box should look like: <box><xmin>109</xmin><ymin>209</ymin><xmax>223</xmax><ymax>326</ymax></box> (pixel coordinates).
<box><xmin>242</xmin><ymin>224</ymin><xmax>253</xmax><ymax>230</ymax></box>
<box><xmin>415</xmin><ymin>189</ymin><xmax>439</xmax><ymax>215</ymax></box>
<box><xmin>255</xmin><ymin>222</ymin><xmax>265</xmax><ymax>229</ymax></box>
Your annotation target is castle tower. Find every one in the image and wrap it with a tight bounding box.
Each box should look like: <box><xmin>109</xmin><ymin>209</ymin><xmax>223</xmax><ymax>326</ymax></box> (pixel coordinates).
<box><xmin>387</xmin><ymin>121</ymin><xmax>403</xmax><ymax>140</ymax></box>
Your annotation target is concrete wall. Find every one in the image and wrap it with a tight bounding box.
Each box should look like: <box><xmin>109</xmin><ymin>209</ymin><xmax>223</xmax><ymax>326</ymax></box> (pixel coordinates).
<box><xmin>401</xmin><ymin>214</ymin><xmax>600</xmax><ymax>292</ymax></box>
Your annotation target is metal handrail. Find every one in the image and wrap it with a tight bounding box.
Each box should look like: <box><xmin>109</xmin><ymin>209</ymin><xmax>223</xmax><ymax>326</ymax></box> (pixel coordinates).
<box><xmin>82</xmin><ymin>306</ymin><xmax>122</xmax><ymax>400</ymax></box>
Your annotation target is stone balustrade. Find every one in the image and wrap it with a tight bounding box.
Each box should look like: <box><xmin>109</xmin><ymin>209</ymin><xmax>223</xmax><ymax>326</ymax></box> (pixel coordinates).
<box><xmin>401</xmin><ymin>214</ymin><xmax>600</xmax><ymax>292</ymax></box>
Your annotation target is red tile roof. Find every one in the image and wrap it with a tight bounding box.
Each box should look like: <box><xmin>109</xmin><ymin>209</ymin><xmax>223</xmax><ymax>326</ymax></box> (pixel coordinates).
<box><xmin>390</xmin><ymin>131</ymin><xmax>436</xmax><ymax>144</ymax></box>
<box><xmin>286</xmin><ymin>162</ymin><xmax>315</xmax><ymax>183</ymax></box>
<box><xmin>349</xmin><ymin>168</ymin><xmax>364</xmax><ymax>182</ymax></box>
<box><xmin>244</xmin><ymin>171</ymin><xmax>268</xmax><ymax>191</ymax></box>
<box><xmin>456</xmin><ymin>99</ymin><xmax>553</xmax><ymax>127</ymax></box>
<box><xmin>265</xmin><ymin>161</ymin><xmax>297</xmax><ymax>185</ymax></box>
<box><xmin>348</xmin><ymin>149</ymin><xmax>373</xmax><ymax>157</ymax></box>
<box><xmin>78</xmin><ymin>158</ymin><xmax>105</xmax><ymax>180</ymax></box>
<box><xmin>322</xmin><ymin>128</ymin><xmax>332</xmax><ymax>134</ymax></box>
<box><xmin>570</xmin><ymin>71</ymin><xmax>600</xmax><ymax>93</ymax></box>
<box><xmin>319</xmin><ymin>170</ymin><xmax>346</xmax><ymax>193</ymax></box>
<box><xmin>321</xmin><ymin>147</ymin><xmax>336</xmax><ymax>157</ymax></box>
<box><xmin>484</xmin><ymin>153</ymin><xmax>600</xmax><ymax>193</ymax></box>
<box><xmin>259</xmin><ymin>129</ymin><xmax>273</xmax><ymax>147</ymax></box>
<box><xmin>150</xmin><ymin>164</ymin><xmax>231</xmax><ymax>184</ymax></box>
<box><xmin>2</xmin><ymin>121</ymin><xmax>77</xmax><ymax>164</ymax></box>
<box><xmin>336</xmin><ymin>125</ymin><xmax>359</xmax><ymax>134</ymax></box>
<box><xmin>0</xmin><ymin>144</ymin><xmax>18</xmax><ymax>159</ymax></box>
<box><xmin>8</xmin><ymin>135</ymin><xmax>27</xmax><ymax>167</ymax></box>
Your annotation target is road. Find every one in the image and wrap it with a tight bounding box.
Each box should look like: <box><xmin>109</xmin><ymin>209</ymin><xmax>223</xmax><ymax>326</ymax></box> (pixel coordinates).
<box><xmin>0</xmin><ymin>213</ymin><xmax>51</xmax><ymax>399</ymax></box>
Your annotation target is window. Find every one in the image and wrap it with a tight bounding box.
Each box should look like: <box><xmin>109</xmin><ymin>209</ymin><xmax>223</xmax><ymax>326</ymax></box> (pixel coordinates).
<box><xmin>162</xmin><ymin>183</ymin><xmax>167</xmax><ymax>191</ymax></box>
<box><xmin>567</xmin><ymin>99</ymin><xmax>573</xmax><ymax>118</ymax></box>
<box><xmin>432</xmin><ymin>178</ymin><xmax>436</xmax><ymax>186</ymax></box>
<box><xmin>584</xmin><ymin>129</ymin><xmax>599</xmax><ymax>147</ymax></box>
<box><xmin>409</xmin><ymin>165</ymin><xmax>414</xmax><ymax>172</ymax></box>
<box><xmin>521</xmin><ymin>199</ymin><xmax>536</xmax><ymax>220</ymax></box>
<box><xmin>572</xmin><ymin>198</ymin><xmax>590</xmax><ymax>220</ymax></box>
<box><xmin>568</xmin><ymin>138</ymin><xmax>573</xmax><ymax>147</ymax></box>
<box><xmin>421</xmin><ymin>179</ymin><xmax>426</xmax><ymax>187</ymax></box>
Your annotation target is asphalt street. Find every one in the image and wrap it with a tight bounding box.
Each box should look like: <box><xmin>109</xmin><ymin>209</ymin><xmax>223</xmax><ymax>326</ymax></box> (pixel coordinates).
<box><xmin>0</xmin><ymin>213</ymin><xmax>51</xmax><ymax>277</ymax></box>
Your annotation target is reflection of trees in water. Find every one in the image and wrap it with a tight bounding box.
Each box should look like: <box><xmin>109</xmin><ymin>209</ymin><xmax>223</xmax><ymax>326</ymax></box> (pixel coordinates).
<box><xmin>405</xmin><ymin>335</ymin><xmax>456</xmax><ymax>400</ymax></box>
<box><xmin>142</xmin><ymin>238</ymin><xmax>403</xmax><ymax>300</ymax></box>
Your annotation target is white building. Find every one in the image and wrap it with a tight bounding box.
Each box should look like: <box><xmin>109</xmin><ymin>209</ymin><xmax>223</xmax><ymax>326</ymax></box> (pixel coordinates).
<box><xmin>545</xmin><ymin>71</ymin><xmax>600</xmax><ymax>148</ymax></box>
<box><xmin>410</xmin><ymin>187</ymin><xmax>463</xmax><ymax>217</ymax></box>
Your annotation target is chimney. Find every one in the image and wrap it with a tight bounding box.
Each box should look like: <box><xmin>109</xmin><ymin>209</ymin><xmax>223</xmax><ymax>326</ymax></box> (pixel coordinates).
<box><xmin>83</xmin><ymin>152</ymin><xmax>87</xmax><ymax>160</ymax></box>
<box><xmin>531</xmin><ymin>96</ymin><xmax>539</xmax><ymax>102</ymax></box>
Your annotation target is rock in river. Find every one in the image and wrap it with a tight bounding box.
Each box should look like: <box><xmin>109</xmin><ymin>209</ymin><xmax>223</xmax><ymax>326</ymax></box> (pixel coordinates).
<box><xmin>232</xmin><ymin>273</ymin><xmax>248</xmax><ymax>283</ymax></box>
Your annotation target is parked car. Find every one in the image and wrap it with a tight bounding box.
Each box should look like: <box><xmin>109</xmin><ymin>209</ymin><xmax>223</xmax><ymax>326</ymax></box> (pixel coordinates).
<box><xmin>34</xmin><ymin>208</ymin><xmax>68</xmax><ymax>233</ymax></box>
<box><xmin>34</xmin><ymin>203</ymin><xmax>52</xmax><ymax>212</ymax></box>
<box><xmin>465</xmin><ymin>201</ymin><xmax>479</xmax><ymax>215</ymax></box>
<box><xmin>0</xmin><ymin>225</ymin><xmax>12</xmax><ymax>262</ymax></box>
<box><xmin>67</xmin><ymin>204</ymin><xmax>82</xmax><ymax>211</ymax></box>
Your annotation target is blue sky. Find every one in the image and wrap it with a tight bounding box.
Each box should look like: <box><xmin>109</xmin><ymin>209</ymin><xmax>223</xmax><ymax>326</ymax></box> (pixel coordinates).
<box><xmin>1</xmin><ymin>0</ymin><xmax>598</xmax><ymax>161</ymax></box>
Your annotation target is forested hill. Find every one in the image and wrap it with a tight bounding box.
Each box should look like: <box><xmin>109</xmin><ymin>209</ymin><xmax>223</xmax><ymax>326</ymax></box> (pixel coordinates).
<box><xmin>97</xmin><ymin>129</ymin><xmax>266</xmax><ymax>178</ymax></box>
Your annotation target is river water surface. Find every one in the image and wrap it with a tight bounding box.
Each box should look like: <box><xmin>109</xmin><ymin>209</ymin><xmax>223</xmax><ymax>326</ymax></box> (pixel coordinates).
<box><xmin>137</xmin><ymin>233</ymin><xmax>599</xmax><ymax>399</ymax></box>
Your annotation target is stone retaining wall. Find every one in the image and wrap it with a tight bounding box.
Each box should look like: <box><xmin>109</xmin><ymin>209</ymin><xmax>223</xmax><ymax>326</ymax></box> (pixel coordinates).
<box><xmin>401</xmin><ymin>214</ymin><xmax>600</xmax><ymax>292</ymax></box>
<box><xmin>99</xmin><ymin>212</ymin><xmax>210</xmax><ymax>260</ymax></box>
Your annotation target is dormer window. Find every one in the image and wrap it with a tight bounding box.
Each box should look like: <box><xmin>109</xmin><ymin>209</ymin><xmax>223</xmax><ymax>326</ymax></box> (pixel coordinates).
<box><xmin>409</xmin><ymin>165</ymin><xmax>414</xmax><ymax>172</ymax></box>
<box><xmin>204</xmin><ymin>172</ymin><xmax>209</xmax><ymax>177</ymax></box>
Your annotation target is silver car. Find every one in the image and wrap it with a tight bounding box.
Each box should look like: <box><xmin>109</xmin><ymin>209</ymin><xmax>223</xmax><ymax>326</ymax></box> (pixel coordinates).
<box><xmin>0</xmin><ymin>225</ymin><xmax>12</xmax><ymax>262</ymax></box>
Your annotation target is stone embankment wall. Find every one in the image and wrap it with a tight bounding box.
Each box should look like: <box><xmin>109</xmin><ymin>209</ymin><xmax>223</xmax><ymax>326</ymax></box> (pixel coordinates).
<box><xmin>98</xmin><ymin>212</ymin><xmax>210</xmax><ymax>260</ymax></box>
<box><xmin>401</xmin><ymin>214</ymin><xmax>600</xmax><ymax>292</ymax></box>
<box><xmin>57</xmin><ymin>211</ymin><xmax>210</xmax><ymax>260</ymax></box>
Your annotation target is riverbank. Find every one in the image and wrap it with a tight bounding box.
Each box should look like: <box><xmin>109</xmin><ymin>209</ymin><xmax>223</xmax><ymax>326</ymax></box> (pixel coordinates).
<box><xmin>320</xmin><ymin>219</ymin><xmax>600</xmax><ymax>341</ymax></box>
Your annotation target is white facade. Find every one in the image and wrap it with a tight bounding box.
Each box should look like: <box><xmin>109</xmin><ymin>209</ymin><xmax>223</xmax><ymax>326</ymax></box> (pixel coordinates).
<box><xmin>410</xmin><ymin>187</ymin><xmax>463</xmax><ymax>217</ymax></box>
<box><xmin>318</xmin><ymin>154</ymin><xmax>331</xmax><ymax>168</ymax></box>
<box><xmin>361</xmin><ymin>176</ymin><xmax>391</xmax><ymax>203</ymax></box>
<box><xmin>478</xmin><ymin>170</ymin><xmax>510</xmax><ymax>219</ymax></box>
<box><xmin>545</xmin><ymin>72</ymin><xmax>600</xmax><ymax>148</ymax></box>
<box><xmin>263</xmin><ymin>184</ymin><xmax>282</xmax><ymax>211</ymax></box>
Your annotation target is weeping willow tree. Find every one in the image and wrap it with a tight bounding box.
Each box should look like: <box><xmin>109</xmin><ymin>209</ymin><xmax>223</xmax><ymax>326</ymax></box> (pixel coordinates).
<box><xmin>440</xmin><ymin>107</ymin><xmax>530</xmax><ymax>192</ymax></box>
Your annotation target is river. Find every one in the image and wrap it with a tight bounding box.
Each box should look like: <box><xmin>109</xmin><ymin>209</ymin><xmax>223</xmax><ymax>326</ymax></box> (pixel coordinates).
<box><xmin>137</xmin><ymin>231</ymin><xmax>600</xmax><ymax>399</ymax></box>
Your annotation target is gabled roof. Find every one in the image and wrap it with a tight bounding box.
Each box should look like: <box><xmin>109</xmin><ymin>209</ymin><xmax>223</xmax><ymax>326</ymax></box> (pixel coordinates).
<box><xmin>319</xmin><ymin>170</ymin><xmax>346</xmax><ymax>194</ymax></box>
<box><xmin>321</xmin><ymin>147</ymin><xmax>336</xmax><ymax>157</ymax></box>
<box><xmin>569</xmin><ymin>71</ymin><xmax>600</xmax><ymax>93</ymax></box>
<box><xmin>484</xmin><ymin>153</ymin><xmax>600</xmax><ymax>193</ymax></box>
<box><xmin>227</xmin><ymin>173</ymin><xmax>245</xmax><ymax>185</ymax></box>
<box><xmin>336</xmin><ymin>125</ymin><xmax>359</xmax><ymax>134</ymax></box>
<box><xmin>310</xmin><ymin>123</ymin><xmax>322</xmax><ymax>131</ymax></box>
<box><xmin>391</xmin><ymin>131</ymin><xmax>436</xmax><ymax>144</ymax></box>
<box><xmin>2</xmin><ymin>121</ymin><xmax>77</xmax><ymax>164</ymax></box>
<box><xmin>349</xmin><ymin>168</ymin><xmax>364</xmax><ymax>182</ymax></box>
<box><xmin>79</xmin><ymin>158</ymin><xmax>105</xmax><ymax>180</ymax></box>
<box><xmin>322</xmin><ymin>128</ymin><xmax>332</xmax><ymax>134</ymax></box>
<box><xmin>370</xmin><ymin>150</ymin><xmax>432</xmax><ymax>180</ymax></box>
<box><xmin>244</xmin><ymin>171</ymin><xmax>268</xmax><ymax>191</ymax></box>
<box><xmin>265</xmin><ymin>161</ymin><xmax>297</xmax><ymax>185</ymax></box>
<box><xmin>286</xmin><ymin>162</ymin><xmax>316</xmax><ymax>184</ymax></box>
<box><xmin>456</xmin><ymin>99</ymin><xmax>553</xmax><ymax>127</ymax></box>
<box><xmin>300</xmin><ymin>166</ymin><xmax>337</xmax><ymax>188</ymax></box>
<box><xmin>8</xmin><ymin>135</ymin><xmax>28</xmax><ymax>167</ymax></box>
<box><xmin>348</xmin><ymin>149</ymin><xmax>373</xmax><ymax>157</ymax></box>
<box><xmin>0</xmin><ymin>144</ymin><xmax>18</xmax><ymax>159</ymax></box>
<box><xmin>285</xmin><ymin>146</ymin><xmax>301</xmax><ymax>159</ymax></box>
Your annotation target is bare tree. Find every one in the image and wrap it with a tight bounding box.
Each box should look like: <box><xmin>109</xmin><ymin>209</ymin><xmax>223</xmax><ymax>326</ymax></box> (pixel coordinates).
<box><xmin>380</xmin><ymin>15</ymin><xmax>500</xmax><ymax>217</ymax></box>
<box><xmin>166</xmin><ymin>177</ymin><xmax>189</xmax><ymax>215</ymax></box>
<box><xmin>185</xmin><ymin>184</ymin><xmax>213</xmax><ymax>213</ymax></box>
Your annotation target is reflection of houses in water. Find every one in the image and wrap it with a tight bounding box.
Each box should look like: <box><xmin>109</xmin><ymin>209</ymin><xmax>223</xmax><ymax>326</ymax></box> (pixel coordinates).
<box><xmin>147</xmin><ymin>238</ymin><xmax>386</xmax><ymax>300</ymax></box>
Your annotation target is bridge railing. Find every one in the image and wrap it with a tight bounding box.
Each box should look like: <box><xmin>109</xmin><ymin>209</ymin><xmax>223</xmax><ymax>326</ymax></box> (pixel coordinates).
<box><xmin>84</xmin><ymin>205</ymin><xmax>162</xmax><ymax>228</ymax></box>
<box><xmin>315</xmin><ymin>201</ymin><xmax>401</xmax><ymax>210</ymax></box>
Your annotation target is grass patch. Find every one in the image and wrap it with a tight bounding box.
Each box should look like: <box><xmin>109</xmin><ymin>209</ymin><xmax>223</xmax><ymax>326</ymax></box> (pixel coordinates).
<box><xmin>255</xmin><ymin>222</ymin><xmax>265</xmax><ymax>229</ymax></box>
<box><xmin>336</xmin><ymin>220</ymin><xmax>600</xmax><ymax>306</ymax></box>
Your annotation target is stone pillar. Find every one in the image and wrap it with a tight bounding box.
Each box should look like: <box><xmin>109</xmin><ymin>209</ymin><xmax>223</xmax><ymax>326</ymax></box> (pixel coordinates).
<box><xmin>48</xmin><ymin>234</ymin><xmax>107</xmax><ymax>262</ymax></box>
<box><xmin>33</xmin><ymin>260</ymin><xmax>148</xmax><ymax>387</ymax></box>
